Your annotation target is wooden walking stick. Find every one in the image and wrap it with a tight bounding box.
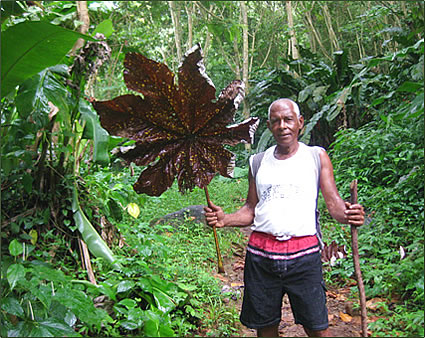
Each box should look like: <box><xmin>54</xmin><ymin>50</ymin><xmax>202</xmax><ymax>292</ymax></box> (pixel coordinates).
<box><xmin>204</xmin><ymin>187</ymin><xmax>225</xmax><ymax>274</ymax></box>
<box><xmin>350</xmin><ymin>179</ymin><xmax>368</xmax><ymax>337</ymax></box>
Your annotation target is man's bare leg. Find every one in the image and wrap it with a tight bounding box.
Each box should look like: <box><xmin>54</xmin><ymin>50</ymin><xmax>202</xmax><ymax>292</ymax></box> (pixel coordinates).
<box><xmin>303</xmin><ymin>326</ymin><xmax>331</xmax><ymax>337</ymax></box>
<box><xmin>257</xmin><ymin>324</ymin><xmax>279</xmax><ymax>337</ymax></box>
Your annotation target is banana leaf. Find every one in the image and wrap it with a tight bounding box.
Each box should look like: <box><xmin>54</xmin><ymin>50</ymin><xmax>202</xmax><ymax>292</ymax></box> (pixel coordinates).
<box><xmin>1</xmin><ymin>21</ymin><xmax>93</xmax><ymax>98</ymax></box>
<box><xmin>72</xmin><ymin>186</ymin><xmax>120</xmax><ymax>270</ymax></box>
<box><xmin>79</xmin><ymin>100</ymin><xmax>110</xmax><ymax>165</ymax></box>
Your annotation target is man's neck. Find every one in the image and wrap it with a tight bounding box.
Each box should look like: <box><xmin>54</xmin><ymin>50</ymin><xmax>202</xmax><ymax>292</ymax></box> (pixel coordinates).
<box><xmin>274</xmin><ymin>142</ymin><xmax>299</xmax><ymax>160</ymax></box>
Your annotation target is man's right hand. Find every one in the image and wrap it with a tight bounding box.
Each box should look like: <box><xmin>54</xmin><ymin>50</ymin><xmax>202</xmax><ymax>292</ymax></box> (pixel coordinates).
<box><xmin>204</xmin><ymin>202</ymin><xmax>226</xmax><ymax>228</ymax></box>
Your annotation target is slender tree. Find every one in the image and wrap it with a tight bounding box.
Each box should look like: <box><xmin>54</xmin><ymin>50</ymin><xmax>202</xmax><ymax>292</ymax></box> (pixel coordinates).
<box><xmin>286</xmin><ymin>1</ymin><xmax>300</xmax><ymax>60</ymax></box>
<box><xmin>169</xmin><ymin>1</ymin><xmax>182</xmax><ymax>61</ymax></box>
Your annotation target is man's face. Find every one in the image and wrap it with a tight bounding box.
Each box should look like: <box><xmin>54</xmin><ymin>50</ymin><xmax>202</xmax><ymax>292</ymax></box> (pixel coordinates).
<box><xmin>267</xmin><ymin>101</ymin><xmax>304</xmax><ymax>147</ymax></box>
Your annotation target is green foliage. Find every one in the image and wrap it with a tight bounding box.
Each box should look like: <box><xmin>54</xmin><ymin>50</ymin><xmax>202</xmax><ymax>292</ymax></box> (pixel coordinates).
<box><xmin>1</xmin><ymin>243</ymin><xmax>112</xmax><ymax>337</ymax></box>
<box><xmin>1</xmin><ymin>21</ymin><xmax>92</xmax><ymax>98</ymax></box>
<box><xmin>321</xmin><ymin>43</ymin><xmax>424</xmax><ymax>336</ymax></box>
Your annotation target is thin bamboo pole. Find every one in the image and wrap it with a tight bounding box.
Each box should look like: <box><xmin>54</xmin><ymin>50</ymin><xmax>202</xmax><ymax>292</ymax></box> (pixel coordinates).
<box><xmin>350</xmin><ymin>180</ymin><xmax>368</xmax><ymax>337</ymax></box>
<box><xmin>204</xmin><ymin>187</ymin><xmax>225</xmax><ymax>274</ymax></box>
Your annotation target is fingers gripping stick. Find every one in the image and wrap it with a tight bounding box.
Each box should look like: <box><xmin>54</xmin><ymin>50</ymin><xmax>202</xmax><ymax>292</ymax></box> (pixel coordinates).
<box><xmin>204</xmin><ymin>187</ymin><xmax>225</xmax><ymax>274</ymax></box>
<box><xmin>350</xmin><ymin>180</ymin><xmax>368</xmax><ymax>337</ymax></box>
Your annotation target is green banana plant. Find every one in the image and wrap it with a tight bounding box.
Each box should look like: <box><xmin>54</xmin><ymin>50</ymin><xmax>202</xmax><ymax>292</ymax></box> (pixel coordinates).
<box><xmin>72</xmin><ymin>185</ymin><xmax>121</xmax><ymax>270</ymax></box>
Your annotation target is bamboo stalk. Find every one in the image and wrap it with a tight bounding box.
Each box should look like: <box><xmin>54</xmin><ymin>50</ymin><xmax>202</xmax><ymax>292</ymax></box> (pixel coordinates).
<box><xmin>350</xmin><ymin>180</ymin><xmax>368</xmax><ymax>337</ymax></box>
<box><xmin>204</xmin><ymin>187</ymin><xmax>225</xmax><ymax>274</ymax></box>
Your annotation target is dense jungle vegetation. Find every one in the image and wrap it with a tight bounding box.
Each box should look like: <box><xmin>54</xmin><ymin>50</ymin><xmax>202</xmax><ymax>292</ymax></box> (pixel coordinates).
<box><xmin>1</xmin><ymin>1</ymin><xmax>423</xmax><ymax>337</ymax></box>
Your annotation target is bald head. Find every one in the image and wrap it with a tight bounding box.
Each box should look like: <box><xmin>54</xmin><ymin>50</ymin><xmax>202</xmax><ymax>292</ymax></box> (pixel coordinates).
<box><xmin>268</xmin><ymin>99</ymin><xmax>300</xmax><ymax>120</ymax></box>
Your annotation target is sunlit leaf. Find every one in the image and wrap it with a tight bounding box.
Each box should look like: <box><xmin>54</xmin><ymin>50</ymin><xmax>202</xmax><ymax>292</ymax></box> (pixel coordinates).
<box><xmin>92</xmin><ymin>19</ymin><xmax>114</xmax><ymax>38</ymax></box>
<box><xmin>93</xmin><ymin>44</ymin><xmax>259</xmax><ymax>196</ymax></box>
<box><xmin>339</xmin><ymin>311</ymin><xmax>352</xmax><ymax>322</ymax></box>
<box><xmin>29</xmin><ymin>229</ymin><xmax>38</xmax><ymax>245</ymax></box>
<box><xmin>126</xmin><ymin>203</ymin><xmax>140</xmax><ymax>219</ymax></box>
<box><xmin>9</xmin><ymin>239</ymin><xmax>23</xmax><ymax>257</ymax></box>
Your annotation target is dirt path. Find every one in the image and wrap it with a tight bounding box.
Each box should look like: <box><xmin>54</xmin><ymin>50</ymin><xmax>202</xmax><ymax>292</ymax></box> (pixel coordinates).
<box><xmin>212</xmin><ymin>228</ymin><xmax>363</xmax><ymax>337</ymax></box>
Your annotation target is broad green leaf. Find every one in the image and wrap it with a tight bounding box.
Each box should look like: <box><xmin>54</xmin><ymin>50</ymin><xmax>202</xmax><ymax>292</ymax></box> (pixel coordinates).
<box><xmin>120</xmin><ymin>320</ymin><xmax>141</xmax><ymax>330</ymax></box>
<box><xmin>396</xmin><ymin>81</ymin><xmax>423</xmax><ymax>93</ymax></box>
<box><xmin>54</xmin><ymin>287</ymin><xmax>110</xmax><ymax>328</ymax></box>
<box><xmin>137</xmin><ymin>277</ymin><xmax>153</xmax><ymax>294</ymax></box>
<box><xmin>92</xmin><ymin>19</ymin><xmax>114</xmax><ymax>38</ymax></box>
<box><xmin>32</xmin><ymin>264</ymin><xmax>68</xmax><ymax>284</ymax></box>
<box><xmin>116</xmin><ymin>280</ymin><xmax>135</xmax><ymax>293</ymax></box>
<box><xmin>143</xmin><ymin>311</ymin><xmax>162</xmax><ymax>337</ymax></box>
<box><xmin>79</xmin><ymin>100</ymin><xmax>110</xmax><ymax>165</ymax></box>
<box><xmin>1</xmin><ymin>297</ymin><xmax>24</xmax><ymax>317</ymax></box>
<box><xmin>371</xmin><ymin>91</ymin><xmax>395</xmax><ymax>106</ymax></box>
<box><xmin>98</xmin><ymin>282</ymin><xmax>117</xmax><ymax>301</ymax></box>
<box><xmin>127</xmin><ymin>203</ymin><xmax>140</xmax><ymax>219</ymax></box>
<box><xmin>36</xmin><ymin>319</ymin><xmax>80</xmax><ymax>337</ymax></box>
<box><xmin>7</xmin><ymin>263</ymin><xmax>25</xmax><ymax>290</ymax></box>
<box><xmin>29</xmin><ymin>283</ymin><xmax>52</xmax><ymax>309</ymax></box>
<box><xmin>152</xmin><ymin>286</ymin><xmax>177</xmax><ymax>313</ymax></box>
<box><xmin>143</xmin><ymin>310</ymin><xmax>175</xmax><ymax>337</ymax></box>
<box><xmin>15</xmin><ymin>65</ymin><xmax>71</xmax><ymax>126</ymax></box>
<box><xmin>312</xmin><ymin>85</ymin><xmax>329</xmax><ymax>102</ymax></box>
<box><xmin>29</xmin><ymin>229</ymin><xmax>38</xmax><ymax>245</ymax></box>
<box><xmin>8</xmin><ymin>318</ymin><xmax>80</xmax><ymax>337</ymax></box>
<box><xmin>9</xmin><ymin>239</ymin><xmax>23</xmax><ymax>256</ymax></box>
<box><xmin>326</xmin><ymin>86</ymin><xmax>352</xmax><ymax>122</ymax></box>
<box><xmin>1</xmin><ymin>21</ymin><xmax>93</xmax><ymax>98</ymax></box>
<box><xmin>117</xmin><ymin>298</ymin><xmax>137</xmax><ymax>309</ymax></box>
<box><xmin>7</xmin><ymin>321</ymin><xmax>33</xmax><ymax>337</ymax></box>
<box><xmin>298</xmin><ymin>83</ymin><xmax>315</xmax><ymax>103</ymax></box>
<box><xmin>72</xmin><ymin>186</ymin><xmax>120</xmax><ymax>269</ymax></box>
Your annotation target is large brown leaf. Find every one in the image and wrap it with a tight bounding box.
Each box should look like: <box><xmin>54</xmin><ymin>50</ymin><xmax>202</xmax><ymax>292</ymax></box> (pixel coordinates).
<box><xmin>93</xmin><ymin>44</ymin><xmax>259</xmax><ymax>196</ymax></box>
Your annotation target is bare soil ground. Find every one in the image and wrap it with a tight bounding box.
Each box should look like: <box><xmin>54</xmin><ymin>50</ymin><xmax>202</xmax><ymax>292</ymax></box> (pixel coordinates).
<box><xmin>211</xmin><ymin>227</ymin><xmax>363</xmax><ymax>337</ymax></box>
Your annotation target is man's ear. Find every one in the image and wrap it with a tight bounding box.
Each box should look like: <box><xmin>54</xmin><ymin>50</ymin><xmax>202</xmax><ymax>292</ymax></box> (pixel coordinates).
<box><xmin>266</xmin><ymin>119</ymin><xmax>271</xmax><ymax>131</ymax></box>
<box><xmin>298</xmin><ymin>116</ymin><xmax>304</xmax><ymax>130</ymax></box>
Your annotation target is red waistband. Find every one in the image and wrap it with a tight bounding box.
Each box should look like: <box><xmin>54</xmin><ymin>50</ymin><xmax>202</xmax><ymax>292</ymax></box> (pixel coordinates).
<box><xmin>248</xmin><ymin>231</ymin><xmax>318</xmax><ymax>254</ymax></box>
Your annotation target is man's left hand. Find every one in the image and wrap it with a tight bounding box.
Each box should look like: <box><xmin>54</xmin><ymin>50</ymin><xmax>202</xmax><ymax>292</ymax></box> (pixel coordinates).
<box><xmin>344</xmin><ymin>202</ymin><xmax>365</xmax><ymax>226</ymax></box>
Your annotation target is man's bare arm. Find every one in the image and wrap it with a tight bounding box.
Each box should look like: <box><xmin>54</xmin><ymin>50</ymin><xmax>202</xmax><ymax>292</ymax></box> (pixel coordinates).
<box><xmin>204</xmin><ymin>169</ymin><xmax>258</xmax><ymax>228</ymax></box>
<box><xmin>319</xmin><ymin>150</ymin><xmax>365</xmax><ymax>226</ymax></box>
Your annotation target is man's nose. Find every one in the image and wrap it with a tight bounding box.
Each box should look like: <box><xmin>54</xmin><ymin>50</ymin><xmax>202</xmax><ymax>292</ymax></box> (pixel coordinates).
<box><xmin>278</xmin><ymin>120</ymin><xmax>286</xmax><ymax>129</ymax></box>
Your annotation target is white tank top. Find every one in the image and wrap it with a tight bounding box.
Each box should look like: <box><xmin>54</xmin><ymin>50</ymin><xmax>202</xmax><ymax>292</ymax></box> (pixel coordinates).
<box><xmin>250</xmin><ymin>142</ymin><xmax>321</xmax><ymax>240</ymax></box>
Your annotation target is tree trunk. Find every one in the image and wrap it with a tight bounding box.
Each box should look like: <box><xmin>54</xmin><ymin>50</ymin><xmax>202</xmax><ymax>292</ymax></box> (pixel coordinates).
<box><xmin>185</xmin><ymin>1</ymin><xmax>194</xmax><ymax>50</ymax></box>
<box><xmin>169</xmin><ymin>1</ymin><xmax>182</xmax><ymax>61</ymax></box>
<box><xmin>346</xmin><ymin>7</ymin><xmax>364</xmax><ymax>60</ymax></box>
<box><xmin>71</xmin><ymin>1</ymin><xmax>90</xmax><ymax>55</ymax></box>
<box><xmin>300</xmin><ymin>2</ymin><xmax>332</xmax><ymax>62</ymax></box>
<box><xmin>240</xmin><ymin>1</ymin><xmax>251</xmax><ymax>151</ymax></box>
<box><xmin>322</xmin><ymin>2</ymin><xmax>340</xmax><ymax>52</ymax></box>
<box><xmin>286</xmin><ymin>1</ymin><xmax>300</xmax><ymax>60</ymax></box>
<box><xmin>202</xmin><ymin>3</ymin><xmax>214</xmax><ymax>61</ymax></box>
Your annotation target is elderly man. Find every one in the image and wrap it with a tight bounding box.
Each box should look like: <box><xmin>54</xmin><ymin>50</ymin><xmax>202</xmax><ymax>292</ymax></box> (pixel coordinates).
<box><xmin>204</xmin><ymin>98</ymin><xmax>365</xmax><ymax>337</ymax></box>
